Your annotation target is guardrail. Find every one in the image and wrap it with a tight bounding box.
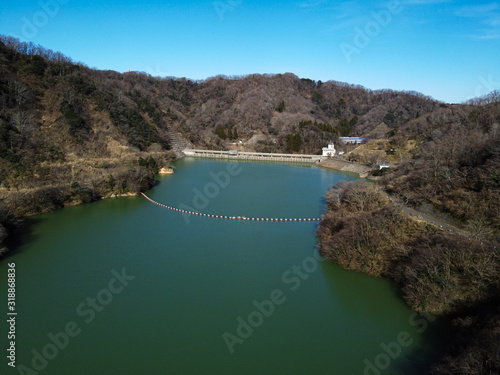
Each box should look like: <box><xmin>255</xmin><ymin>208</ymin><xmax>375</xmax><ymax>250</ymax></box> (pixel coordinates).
<box><xmin>182</xmin><ymin>149</ymin><xmax>326</xmax><ymax>163</ymax></box>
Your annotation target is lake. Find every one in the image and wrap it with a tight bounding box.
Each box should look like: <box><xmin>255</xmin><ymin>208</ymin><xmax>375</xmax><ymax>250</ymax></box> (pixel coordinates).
<box><xmin>0</xmin><ymin>158</ymin><xmax>441</xmax><ymax>374</ymax></box>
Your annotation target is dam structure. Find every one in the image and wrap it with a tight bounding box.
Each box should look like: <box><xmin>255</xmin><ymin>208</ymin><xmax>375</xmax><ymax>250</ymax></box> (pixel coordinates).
<box><xmin>182</xmin><ymin>149</ymin><xmax>326</xmax><ymax>163</ymax></box>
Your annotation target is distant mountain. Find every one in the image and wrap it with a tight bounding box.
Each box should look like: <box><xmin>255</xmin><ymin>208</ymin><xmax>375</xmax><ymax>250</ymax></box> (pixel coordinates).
<box><xmin>0</xmin><ymin>36</ymin><xmax>444</xmax><ymax>155</ymax></box>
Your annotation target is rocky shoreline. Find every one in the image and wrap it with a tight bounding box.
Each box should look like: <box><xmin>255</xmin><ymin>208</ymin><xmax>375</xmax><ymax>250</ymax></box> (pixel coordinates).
<box><xmin>318</xmin><ymin>159</ymin><xmax>372</xmax><ymax>177</ymax></box>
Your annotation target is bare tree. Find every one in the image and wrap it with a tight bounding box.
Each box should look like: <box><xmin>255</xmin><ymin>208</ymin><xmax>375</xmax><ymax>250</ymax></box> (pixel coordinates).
<box><xmin>12</xmin><ymin>80</ymin><xmax>29</xmax><ymax>107</ymax></box>
<box><xmin>11</xmin><ymin>110</ymin><xmax>34</xmax><ymax>136</ymax></box>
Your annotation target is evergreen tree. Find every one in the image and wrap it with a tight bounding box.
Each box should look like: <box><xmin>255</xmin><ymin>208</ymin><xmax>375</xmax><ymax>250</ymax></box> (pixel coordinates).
<box><xmin>277</xmin><ymin>100</ymin><xmax>286</xmax><ymax>113</ymax></box>
<box><xmin>215</xmin><ymin>126</ymin><xmax>227</xmax><ymax>139</ymax></box>
<box><xmin>286</xmin><ymin>133</ymin><xmax>302</xmax><ymax>152</ymax></box>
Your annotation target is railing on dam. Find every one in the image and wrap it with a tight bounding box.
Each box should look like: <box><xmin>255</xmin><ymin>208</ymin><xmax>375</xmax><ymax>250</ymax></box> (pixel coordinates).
<box><xmin>182</xmin><ymin>149</ymin><xmax>326</xmax><ymax>163</ymax></box>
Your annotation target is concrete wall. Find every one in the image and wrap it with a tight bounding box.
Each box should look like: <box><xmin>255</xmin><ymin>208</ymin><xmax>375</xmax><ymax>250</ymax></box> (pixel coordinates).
<box><xmin>183</xmin><ymin>149</ymin><xmax>325</xmax><ymax>163</ymax></box>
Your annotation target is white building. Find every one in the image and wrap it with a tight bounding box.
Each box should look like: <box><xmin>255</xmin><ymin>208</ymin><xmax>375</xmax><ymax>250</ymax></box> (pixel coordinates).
<box><xmin>339</xmin><ymin>137</ymin><xmax>364</xmax><ymax>144</ymax></box>
<box><xmin>378</xmin><ymin>163</ymin><xmax>396</xmax><ymax>170</ymax></box>
<box><xmin>322</xmin><ymin>143</ymin><xmax>336</xmax><ymax>157</ymax></box>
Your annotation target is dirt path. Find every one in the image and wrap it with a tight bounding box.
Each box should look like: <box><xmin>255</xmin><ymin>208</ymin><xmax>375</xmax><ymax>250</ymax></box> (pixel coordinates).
<box><xmin>386</xmin><ymin>194</ymin><xmax>499</xmax><ymax>250</ymax></box>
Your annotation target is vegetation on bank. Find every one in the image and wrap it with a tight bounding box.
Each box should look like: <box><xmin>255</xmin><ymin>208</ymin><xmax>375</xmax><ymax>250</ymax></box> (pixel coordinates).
<box><xmin>0</xmin><ymin>36</ymin><xmax>176</xmax><ymax>256</ymax></box>
<box><xmin>317</xmin><ymin>181</ymin><xmax>500</xmax><ymax>374</ymax></box>
<box><xmin>316</xmin><ymin>97</ymin><xmax>500</xmax><ymax>374</ymax></box>
<box><xmin>0</xmin><ymin>155</ymin><xmax>170</xmax><ymax>257</ymax></box>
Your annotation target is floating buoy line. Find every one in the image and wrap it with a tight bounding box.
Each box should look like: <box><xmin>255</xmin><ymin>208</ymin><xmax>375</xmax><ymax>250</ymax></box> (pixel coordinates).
<box><xmin>141</xmin><ymin>192</ymin><xmax>321</xmax><ymax>222</ymax></box>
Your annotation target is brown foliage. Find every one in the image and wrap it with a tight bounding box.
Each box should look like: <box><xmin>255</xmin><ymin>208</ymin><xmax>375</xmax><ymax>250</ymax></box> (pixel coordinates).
<box><xmin>383</xmin><ymin>104</ymin><xmax>500</xmax><ymax>242</ymax></box>
<box><xmin>318</xmin><ymin>181</ymin><xmax>500</xmax><ymax>314</ymax></box>
<box><xmin>391</xmin><ymin>233</ymin><xmax>499</xmax><ymax>313</ymax></box>
<box><xmin>432</xmin><ymin>298</ymin><xmax>500</xmax><ymax>375</ymax></box>
<box><xmin>318</xmin><ymin>181</ymin><xmax>500</xmax><ymax>375</ymax></box>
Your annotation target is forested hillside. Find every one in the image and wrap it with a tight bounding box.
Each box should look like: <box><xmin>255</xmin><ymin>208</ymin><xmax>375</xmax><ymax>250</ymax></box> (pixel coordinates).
<box><xmin>317</xmin><ymin>95</ymin><xmax>500</xmax><ymax>375</ymax></box>
<box><xmin>0</xmin><ymin>35</ymin><xmax>443</xmax><ymax>224</ymax></box>
<box><xmin>0</xmin><ymin>37</ymin><xmax>444</xmax><ymax>154</ymax></box>
<box><xmin>0</xmin><ymin>36</ymin><xmax>176</xmax><ymax>254</ymax></box>
<box><xmin>317</xmin><ymin>181</ymin><xmax>499</xmax><ymax>375</ymax></box>
<box><xmin>0</xmin><ymin>34</ymin><xmax>498</xmax><ymax>241</ymax></box>
<box><xmin>380</xmin><ymin>96</ymin><xmax>500</xmax><ymax>243</ymax></box>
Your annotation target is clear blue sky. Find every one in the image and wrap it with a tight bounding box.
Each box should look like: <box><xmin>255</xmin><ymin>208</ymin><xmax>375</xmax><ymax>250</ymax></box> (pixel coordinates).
<box><xmin>1</xmin><ymin>0</ymin><xmax>499</xmax><ymax>103</ymax></box>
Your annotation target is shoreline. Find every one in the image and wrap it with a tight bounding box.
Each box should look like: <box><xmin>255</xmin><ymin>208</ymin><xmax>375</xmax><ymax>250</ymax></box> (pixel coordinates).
<box><xmin>0</xmin><ymin>155</ymin><xmax>370</xmax><ymax>258</ymax></box>
<box><xmin>316</xmin><ymin>180</ymin><xmax>500</xmax><ymax>374</ymax></box>
<box><xmin>317</xmin><ymin>158</ymin><xmax>372</xmax><ymax>178</ymax></box>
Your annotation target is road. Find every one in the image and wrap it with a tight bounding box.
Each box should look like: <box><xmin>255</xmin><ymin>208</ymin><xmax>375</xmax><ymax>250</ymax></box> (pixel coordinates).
<box><xmin>385</xmin><ymin>194</ymin><xmax>499</xmax><ymax>250</ymax></box>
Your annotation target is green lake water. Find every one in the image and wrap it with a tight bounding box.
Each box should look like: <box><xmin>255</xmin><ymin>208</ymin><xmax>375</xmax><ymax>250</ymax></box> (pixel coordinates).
<box><xmin>0</xmin><ymin>158</ymin><xmax>442</xmax><ymax>374</ymax></box>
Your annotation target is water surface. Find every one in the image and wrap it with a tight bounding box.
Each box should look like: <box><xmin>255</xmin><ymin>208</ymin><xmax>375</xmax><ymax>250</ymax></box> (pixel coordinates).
<box><xmin>1</xmin><ymin>158</ymin><xmax>440</xmax><ymax>374</ymax></box>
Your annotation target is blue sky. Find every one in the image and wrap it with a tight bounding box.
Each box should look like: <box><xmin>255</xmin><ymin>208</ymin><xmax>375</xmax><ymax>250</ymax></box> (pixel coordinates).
<box><xmin>1</xmin><ymin>0</ymin><xmax>499</xmax><ymax>103</ymax></box>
